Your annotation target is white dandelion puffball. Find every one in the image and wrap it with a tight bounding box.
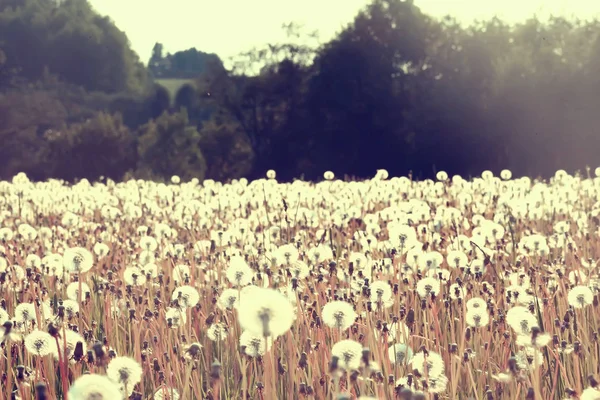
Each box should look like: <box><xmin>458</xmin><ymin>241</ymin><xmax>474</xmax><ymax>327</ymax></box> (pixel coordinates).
<box><xmin>331</xmin><ymin>339</ymin><xmax>363</xmax><ymax>370</ymax></box>
<box><xmin>24</xmin><ymin>330</ymin><xmax>56</xmax><ymax>357</ymax></box>
<box><xmin>225</xmin><ymin>256</ymin><xmax>255</xmax><ymax>287</ymax></box>
<box><xmin>321</xmin><ymin>301</ymin><xmax>357</xmax><ymax>331</ymax></box>
<box><xmin>369</xmin><ymin>280</ymin><xmax>394</xmax><ymax>308</ymax></box>
<box><xmin>388</xmin><ymin>343</ymin><xmax>414</xmax><ymax>365</ymax></box>
<box><xmin>506</xmin><ymin>306</ymin><xmax>539</xmax><ymax>335</ymax></box>
<box><xmin>240</xmin><ymin>330</ymin><xmax>272</xmax><ymax>357</ymax></box>
<box><xmin>63</xmin><ymin>247</ymin><xmax>94</xmax><ymax>274</ymax></box>
<box><xmin>68</xmin><ymin>374</ymin><xmax>124</xmax><ymax>400</ymax></box>
<box><xmin>416</xmin><ymin>277</ymin><xmax>441</xmax><ymax>299</ymax></box>
<box><xmin>14</xmin><ymin>302</ymin><xmax>37</xmax><ymax>323</ymax></box>
<box><xmin>106</xmin><ymin>356</ymin><xmax>143</xmax><ymax>388</ymax></box>
<box><xmin>236</xmin><ymin>287</ymin><xmax>295</xmax><ymax>338</ymax></box>
<box><xmin>207</xmin><ymin>323</ymin><xmax>229</xmax><ymax>341</ymax></box>
<box><xmin>171</xmin><ymin>285</ymin><xmax>200</xmax><ymax>309</ymax></box>
<box><xmin>66</xmin><ymin>282</ymin><xmax>91</xmax><ymax>302</ymax></box>
<box><xmin>324</xmin><ymin>171</ymin><xmax>335</xmax><ymax>180</ymax></box>
<box><xmin>465</xmin><ymin>309</ymin><xmax>490</xmax><ymax>328</ymax></box>
<box><xmin>154</xmin><ymin>386</ymin><xmax>180</xmax><ymax>400</ymax></box>
<box><xmin>124</xmin><ymin>266</ymin><xmax>147</xmax><ymax>286</ymax></box>
<box><xmin>500</xmin><ymin>169</ymin><xmax>512</xmax><ymax>180</ymax></box>
<box><xmin>568</xmin><ymin>285</ymin><xmax>594</xmax><ymax>309</ymax></box>
<box><xmin>411</xmin><ymin>350</ymin><xmax>445</xmax><ymax>377</ymax></box>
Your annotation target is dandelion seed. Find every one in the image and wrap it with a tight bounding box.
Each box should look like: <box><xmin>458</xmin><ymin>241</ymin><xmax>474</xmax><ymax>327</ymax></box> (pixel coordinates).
<box><xmin>236</xmin><ymin>287</ymin><xmax>295</xmax><ymax>338</ymax></box>
<box><xmin>466</xmin><ymin>309</ymin><xmax>490</xmax><ymax>328</ymax></box>
<box><xmin>288</xmin><ymin>260</ymin><xmax>310</xmax><ymax>279</ymax></box>
<box><xmin>14</xmin><ymin>302</ymin><xmax>37</xmax><ymax>324</ymax></box>
<box><xmin>124</xmin><ymin>266</ymin><xmax>147</xmax><ymax>286</ymax></box>
<box><xmin>416</xmin><ymin>277</ymin><xmax>441</xmax><ymax>299</ymax></box>
<box><xmin>515</xmin><ymin>347</ymin><xmax>544</xmax><ymax>370</ymax></box>
<box><xmin>411</xmin><ymin>350</ymin><xmax>445</xmax><ymax>378</ymax></box>
<box><xmin>63</xmin><ymin>247</ymin><xmax>94</xmax><ymax>274</ymax></box>
<box><xmin>239</xmin><ymin>331</ymin><xmax>271</xmax><ymax>357</ymax></box>
<box><xmin>66</xmin><ymin>282</ymin><xmax>91</xmax><ymax>302</ymax></box>
<box><xmin>388</xmin><ymin>343</ymin><xmax>414</xmax><ymax>365</ymax></box>
<box><xmin>0</xmin><ymin>308</ymin><xmax>8</xmax><ymax>325</ymax></box>
<box><xmin>331</xmin><ymin>339</ymin><xmax>363</xmax><ymax>370</ymax></box>
<box><xmin>25</xmin><ymin>330</ymin><xmax>56</xmax><ymax>357</ymax></box>
<box><xmin>207</xmin><ymin>323</ymin><xmax>228</xmax><ymax>341</ymax></box>
<box><xmin>154</xmin><ymin>386</ymin><xmax>180</xmax><ymax>400</ymax></box>
<box><xmin>275</xmin><ymin>243</ymin><xmax>299</xmax><ymax>266</ymax></box>
<box><xmin>171</xmin><ymin>285</ymin><xmax>200</xmax><ymax>309</ymax></box>
<box><xmin>516</xmin><ymin>332</ymin><xmax>551</xmax><ymax>348</ymax></box>
<box><xmin>93</xmin><ymin>243</ymin><xmax>110</xmax><ymax>258</ymax></box>
<box><xmin>172</xmin><ymin>264</ymin><xmax>190</xmax><ymax>283</ymax></box>
<box><xmin>42</xmin><ymin>254</ymin><xmax>64</xmax><ymax>276</ymax></box>
<box><xmin>492</xmin><ymin>373</ymin><xmax>512</xmax><ymax>383</ymax></box>
<box><xmin>165</xmin><ymin>307</ymin><xmax>186</xmax><ymax>327</ymax></box>
<box><xmin>25</xmin><ymin>254</ymin><xmax>41</xmax><ymax>270</ymax></box>
<box><xmin>580</xmin><ymin>387</ymin><xmax>600</xmax><ymax>400</ymax></box>
<box><xmin>55</xmin><ymin>329</ymin><xmax>86</xmax><ymax>362</ymax></box>
<box><xmin>369</xmin><ymin>281</ymin><xmax>394</xmax><ymax>308</ymax></box>
<box><xmin>446</xmin><ymin>250</ymin><xmax>468</xmax><ymax>269</ymax></box>
<box><xmin>68</xmin><ymin>374</ymin><xmax>123</xmax><ymax>400</ymax></box>
<box><xmin>0</xmin><ymin>227</ymin><xmax>13</xmax><ymax>241</ymax></box>
<box><xmin>427</xmin><ymin>373</ymin><xmax>449</xmax><ymax>393</ymax></box>
<box><xmin>138</xmin><ymin>250</ymin><xmax>155</xmax><ymax>265</ymax></box>
<box><xmin>321</xmin><ymin>301</ymin><xmax>357</xmax><ymax>331</ymax></box>
<box><xmin>217</xmin><ymin>288</ymin><xmax>240</xmax><ymax>310</ymax></box>
<box><xmin>62</xmin><ymin>299</ymin><xmax>80</xmax><ymax>317</ymax></box>
<box><xmin>106</xmin><ymin>356</ymin><xmax>143</xmax><ymax>391</ymax></box>
<box><xmin>506</xmin><ymin>306</ymin><xmax>539</xmax><ymax>335</ymax></box>
<box><xmin>448</xmin><ymin>283</ymin><xmax>466</xmax><ymax>300</ymax></box>
<box><xmin>225</xmin><ymin>256</ymin><xmax>254</xmax><ymax>287</ymax></box>
<box><xmin>568</xmin><ymin>285</ymin><xmax>594</xmax><ymax>309</ymax></box>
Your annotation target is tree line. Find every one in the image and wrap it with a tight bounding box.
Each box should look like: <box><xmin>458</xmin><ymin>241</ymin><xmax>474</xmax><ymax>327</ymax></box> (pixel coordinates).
<box><xmin>1</xmin><ymin>0</ymin><xmax>600</xmax><ymax>183</ymax></box>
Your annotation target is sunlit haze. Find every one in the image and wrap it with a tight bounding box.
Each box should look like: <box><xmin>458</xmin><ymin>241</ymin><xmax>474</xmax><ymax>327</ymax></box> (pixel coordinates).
<box><xmin>90</xmin><ymin>0</ymin><xmax>600</xmax><ymax>66</ymax></box>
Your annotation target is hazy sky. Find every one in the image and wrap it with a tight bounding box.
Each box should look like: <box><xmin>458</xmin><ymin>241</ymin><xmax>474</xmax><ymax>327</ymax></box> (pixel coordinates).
<box><xmin>89</xmin><ymin>0</ymin><xmax>600</xmax><ymax>66</ymax></box>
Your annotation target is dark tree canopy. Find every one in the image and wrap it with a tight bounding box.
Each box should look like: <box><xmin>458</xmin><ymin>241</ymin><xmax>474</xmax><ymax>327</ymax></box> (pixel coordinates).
<box><xmin>2</xmin><ymin>0</ymin><xmax>600</xmax><ymax>182</ymax></box>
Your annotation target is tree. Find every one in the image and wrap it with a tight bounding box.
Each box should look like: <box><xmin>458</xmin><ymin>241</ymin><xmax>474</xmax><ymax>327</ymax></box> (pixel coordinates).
<box><xmin>304</xmin><ymin>0</ymin><xmax>433</xmax><ymax>178</ymax></box>
<box><xmin>174</xmin><ymin>83</ymin><xmax>198</xmax><ymax>114</ymax></box>
<box><xmin>0</xmin><ymin>0</ymin><xmax>149</xmax><ymax>93</ymax></box>
<box><xmin>147</xmin><ymin>84</ymin><xmax>171</xmax><ymax>120</ymax></box>
<box><xmin>136</xmin><ymin>110</ymin><xmax>207</xmax><ymax>181</ymax></box>
<box><xmin>197</xmin><ymin>23</ymin><xmax>318</xmax><ymax>180</ymax></box>
<box><xmin>45</xmin><ymin>112</ymin><xmax>136</xmax><ymax>181</ymax></box>
<box><xmin>198</xmin><ymin>117</ymin><xmax>254</xmax><ymax>181</ymax></box>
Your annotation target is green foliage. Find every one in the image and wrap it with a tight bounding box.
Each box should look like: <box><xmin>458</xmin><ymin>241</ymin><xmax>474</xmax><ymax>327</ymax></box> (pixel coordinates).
<box><xmin>174</xmin><ymin>83</ymin><xmax>198</xmax><ymax>113</ymax></box>
<box><xmin>45</xmin><ymin>112</ymin><xmax>136</xmax><ymax>181</ymax></box>
<box><xmin>149</xmin><ymin>45</ymin><xmax>223</xmax><ymax>79</ymax></box>
<box><xmin>0</xmin><ymin>0</ymin><xmax>148</xmax><ymax>93</ymax></box>
<box><xmin>4</xmin><ymin>0</ymin><xmax>600</xmax><ymax>182</ymax></box>
<box><xmin>136</xmin><ymin>110</ymin><xmax>207</xmax><ymax>181</ymax></box>
<box><xmin>146</xmin><ymin>83</ymin><xmax>171</xmax><ymax>119</ymax></box>
<box><xmin>198</xmin><ymin>117</ymin><xmax>254</xmax><ymax>181</ymax></box>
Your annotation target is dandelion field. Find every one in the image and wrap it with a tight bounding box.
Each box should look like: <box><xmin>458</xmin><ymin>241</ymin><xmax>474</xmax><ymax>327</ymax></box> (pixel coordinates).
<box><xmin>2</xmin><ymin>168</ymin><xmax>600</xmax><ymax>399</ymax></box>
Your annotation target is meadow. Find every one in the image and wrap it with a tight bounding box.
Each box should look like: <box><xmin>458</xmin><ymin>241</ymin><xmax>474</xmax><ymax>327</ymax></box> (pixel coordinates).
<box><xmin>1</xmin><ymin>168</ymin><xmax>600</xmax><ymax>400</ymax></box>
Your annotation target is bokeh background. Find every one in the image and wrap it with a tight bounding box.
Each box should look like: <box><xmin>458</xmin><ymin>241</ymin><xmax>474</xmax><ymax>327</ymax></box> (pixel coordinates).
<box><xmin>1</xmin><ymin>0</ymin><xmax>600</xmax><ymax>182</ymax></box>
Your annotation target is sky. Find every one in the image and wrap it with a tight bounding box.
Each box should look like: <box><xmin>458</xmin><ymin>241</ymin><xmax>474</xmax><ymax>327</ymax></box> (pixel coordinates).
<box><xmin>89</xmin><ymin>0</ymin><xmax>600</xmax><ymax>66</ymax></box>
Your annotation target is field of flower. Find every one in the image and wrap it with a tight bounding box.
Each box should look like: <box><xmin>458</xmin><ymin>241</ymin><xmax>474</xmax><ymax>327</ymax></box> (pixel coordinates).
<box><xmin>2</xmin><ymin>168</ymin><xmax>600</xmax><ymax>400</ymax></box>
